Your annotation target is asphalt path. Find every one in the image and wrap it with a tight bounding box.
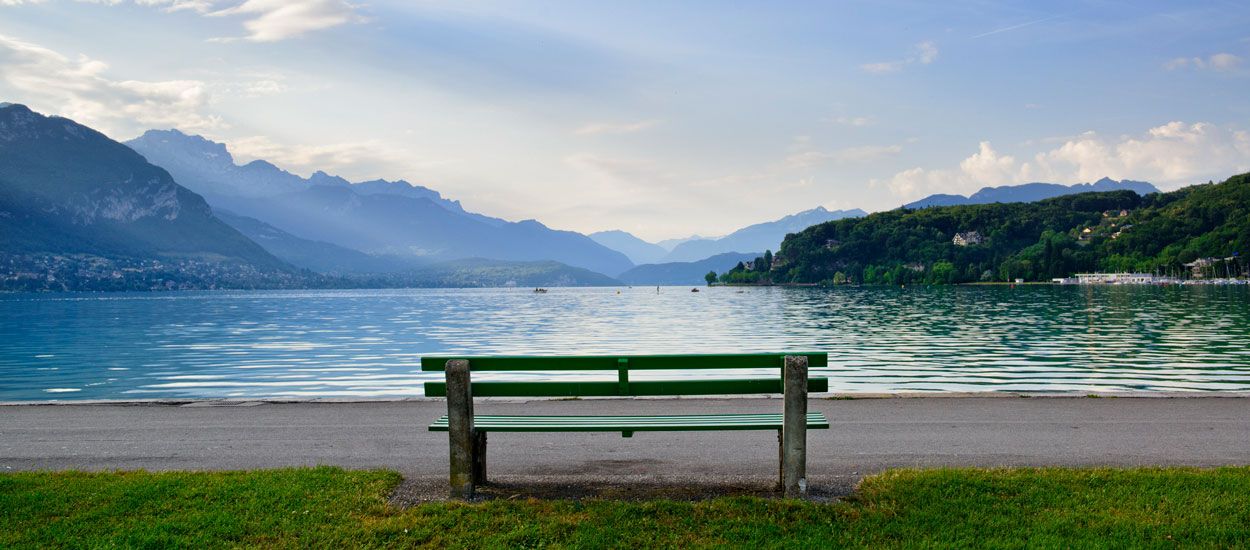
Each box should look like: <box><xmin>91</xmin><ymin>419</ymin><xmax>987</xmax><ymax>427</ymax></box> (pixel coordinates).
<box><xmin>3</xmin><ymin>397</ymin><xmax>1248</xmax><ymax>498</ymax></box>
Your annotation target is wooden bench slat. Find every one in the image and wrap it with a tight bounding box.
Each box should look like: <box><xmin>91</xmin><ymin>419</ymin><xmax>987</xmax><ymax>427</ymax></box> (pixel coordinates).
<box><xmin>420</xmin><ymin>353</ymin><xmax>828</xmax><ymax>372</ymax></box>
<box><xmin>429</xmin><ymin>412</ymin><xmax>830</xmax><ymax>432</ymax></box>
<box><xmin>424</xmin><ymin>377</ymin><xmax>828</xmax><ymax>397</ymax></box>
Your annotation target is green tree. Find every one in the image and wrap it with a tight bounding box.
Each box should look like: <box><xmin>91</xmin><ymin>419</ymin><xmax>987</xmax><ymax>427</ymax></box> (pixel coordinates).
<box><xmin>704</xmin><ymin>271</ymin><xmax>717</xmax><ymax>286</ymax></box>
<box><xmin>929</xmin><ymin>261</ymin><xmax>956</xmax><ymax>284</ymax></box>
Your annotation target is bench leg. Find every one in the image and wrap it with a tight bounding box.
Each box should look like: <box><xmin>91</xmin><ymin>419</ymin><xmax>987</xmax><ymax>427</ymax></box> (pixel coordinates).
<box><xmin>446</xmin><ymin>359</ymin><xmax>476</xmax><ymax>499</ymax></box>
<box><xmin>782</xmin><ymin>355</ymin><xmax>809</xmax><ymax>498</ymax></box>
<box><xmin>777</xmin><ymin>429</ymin><xmax>784</xmax><ymax>491</ymax></box>
<box><xmin>472</xmin><ymin>431</ymin><xmax>487</xmax><ymax>485</ymax></box>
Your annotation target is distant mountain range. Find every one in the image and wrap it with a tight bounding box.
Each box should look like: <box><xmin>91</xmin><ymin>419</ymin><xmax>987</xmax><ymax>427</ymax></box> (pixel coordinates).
<box><xmin>0</xmin><ymin>103</ymin><xmax>1191</xmax><ymax>292</ymax></box>
<box><xmin>659</xmin><ymin>207</ymin><xmax>866</xmax><ymax>262</ymax></box>
<box><xmin>588</xmin><ymin>230</ymin><xmax>670</xmax><ymax>265</ymax></box>
<box><xmin>903</xmin><ymin>178</ymin><xmax>1159</xmax><ymax>209</ymax></box>
<box><xmin>617</xmin><ymin>252</ymin><xmax>760</xmax><ymax>286</ymax></box>
<box><xmin>213</xmin><ymin>209</ymin><xmax>425</xmax><ymax>275</ymax></box>
<box><xmin>358</xmin><ymin>258</ymin><xmax>621</xmax><ymax>288</ymax></box>
<box><xmin>654</xmin><ymin>235</ymin><xmax>709</xmax><ymax>251</ymax></box>
<box><xmin>0</xmin><ymin>103</ymin><xmax>306</xmax><ymax>290</ymax></box>
<box><xmin>126</xmin><ymin>130</ymin><xmax>633</xmax><ymax>277</ymax></box>
<box><xmin>214</xmin><ymin>210</ymin><xmax>614</xmax><ymax>286</ymax></box>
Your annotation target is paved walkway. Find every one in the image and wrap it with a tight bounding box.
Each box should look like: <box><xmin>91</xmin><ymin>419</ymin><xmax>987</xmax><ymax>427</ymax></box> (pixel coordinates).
<box><xmin>3</xmin><ymin>397</ymin><xmax>1248</xmax><ymax>497</ymax></box>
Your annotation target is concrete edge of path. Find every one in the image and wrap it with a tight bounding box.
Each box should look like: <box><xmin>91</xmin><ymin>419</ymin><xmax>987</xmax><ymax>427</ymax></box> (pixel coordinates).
<box><xmin>3</xmin><ymin>391</ymin><xmax>1249</xmax><ymax>407</ymax></box>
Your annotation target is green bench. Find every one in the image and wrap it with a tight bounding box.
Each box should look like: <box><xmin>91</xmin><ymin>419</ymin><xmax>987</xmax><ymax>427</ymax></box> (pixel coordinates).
<box><xmin>423</xmin><ymin>353</ymin><xmax>829</xmax><ymax>499</ymax></box>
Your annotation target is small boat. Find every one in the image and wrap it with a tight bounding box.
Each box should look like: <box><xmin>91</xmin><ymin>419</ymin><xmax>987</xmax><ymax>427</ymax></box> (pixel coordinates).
<box><xmin>533</xmin><ymin>288</ymin><xmax>548</xmax><ymax>293</ymax></box>
<box><xmin>690</xmin><ymin>288</ymin><xmax>700</xmax><ymax>293</ymax></box>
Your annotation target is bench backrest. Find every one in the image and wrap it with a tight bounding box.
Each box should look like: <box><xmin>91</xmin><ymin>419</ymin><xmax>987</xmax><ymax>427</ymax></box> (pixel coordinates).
<box><xmin>422</xmin><ymin>353</ymin><xmax>828</xmax><ymax>397</ymax></box>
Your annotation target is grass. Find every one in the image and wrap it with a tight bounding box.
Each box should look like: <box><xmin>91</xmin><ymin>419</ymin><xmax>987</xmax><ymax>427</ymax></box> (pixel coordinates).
<box><xmin>3</xmin><ymin>467</ymin><xmax>1250</xmax><ymax>548</ymax></box>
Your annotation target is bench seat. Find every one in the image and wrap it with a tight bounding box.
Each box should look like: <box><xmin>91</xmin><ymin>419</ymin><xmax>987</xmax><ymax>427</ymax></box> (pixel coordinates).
<box><xmin>430</xmin><ymin>412</ymin><xmax>830</xmax><ymax>432</ymax></box>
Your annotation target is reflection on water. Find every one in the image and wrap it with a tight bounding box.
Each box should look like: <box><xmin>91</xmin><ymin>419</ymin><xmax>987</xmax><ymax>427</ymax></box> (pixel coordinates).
<box><xmin>1</xmin><ymin>285</ymin><xmax>1248</xmax><ymax>400</ymax></box>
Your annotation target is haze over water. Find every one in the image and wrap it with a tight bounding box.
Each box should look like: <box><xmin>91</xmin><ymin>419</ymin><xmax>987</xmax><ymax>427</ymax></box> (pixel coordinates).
<box><xmin>1</xmin><ymin>285</ymin><xmax>1248</xmax><ymax>401</ymax></box>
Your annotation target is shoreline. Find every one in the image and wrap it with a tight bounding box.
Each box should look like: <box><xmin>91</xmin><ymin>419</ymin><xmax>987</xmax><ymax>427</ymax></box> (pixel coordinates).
<box><xmin>5</xmin><ymin>390</ymin><xmax>1249</xmax><ymax>407</ymax></box>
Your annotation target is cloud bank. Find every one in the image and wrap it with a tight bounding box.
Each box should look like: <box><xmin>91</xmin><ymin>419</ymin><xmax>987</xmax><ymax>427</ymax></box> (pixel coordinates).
<box><xmin>875</xmin><ymin>122</ymin><xmax>1250</xmax><ymax>201</ymax></box>
<box><xmin>0</xmin><ymin>33</ymin><xmax>223</xmax><ymax>136</ymax></box>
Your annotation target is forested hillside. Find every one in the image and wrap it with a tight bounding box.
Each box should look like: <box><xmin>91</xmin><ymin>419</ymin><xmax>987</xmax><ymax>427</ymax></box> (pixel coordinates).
<box><xmin>771</xmin><ymin>173</ymin><xmax>1249</xmax><ymax>285</ymax></box>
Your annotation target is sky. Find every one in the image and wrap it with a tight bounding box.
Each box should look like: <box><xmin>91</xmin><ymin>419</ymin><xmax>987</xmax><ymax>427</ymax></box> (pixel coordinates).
<box><xmin>2</xmin><ymin>0</ymin><xmax>1249</xmax><ymax>241</ymax></box>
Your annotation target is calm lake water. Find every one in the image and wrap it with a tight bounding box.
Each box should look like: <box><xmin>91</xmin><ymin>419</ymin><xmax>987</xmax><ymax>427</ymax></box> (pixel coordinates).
<box><xmin>1</xmin><ymin>285</ymin><xmax>1248</xmax><ymax>401</ymax></box>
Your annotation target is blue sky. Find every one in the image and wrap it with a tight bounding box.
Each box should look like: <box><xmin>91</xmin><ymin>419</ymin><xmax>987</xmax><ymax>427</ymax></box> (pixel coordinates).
<box><xmin>2</xmin><ymin>0</ymin><xmax>1248</xmax><ymax>240</ymax></box>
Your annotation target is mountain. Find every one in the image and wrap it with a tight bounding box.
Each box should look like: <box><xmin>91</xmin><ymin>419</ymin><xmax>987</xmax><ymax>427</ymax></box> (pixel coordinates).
<box><xmin>589</xmin><ymin>230</ymin><xmax>669</xmax><ymax>265</ymax></box>
<box><xmin>617</xmin><ymin>252</ymin><xmax>760</xmax><ymax>285</ymax></box>
<box><xmin>772</xmin><ymin>172</ymin><xmax>1249</xmax><ymax>284</ymax></box>
<box><xmin>359</xmin><ymin>258</ymin><xmax>621</xmax><ymax>287</ymax></box>
<box><xmin>662</xmin><ymin>207</ymin><xmax>866</xmax><ymax>262</ymax></box>
<box><xmin>0</xmin><ymin>104</ymin><xmax>301</xmax><ymax>291</ymax></box>
<box><xmin>127</xmin><ymin>130</ymin><xmax>471</xmax><ymax>213</ymax></box>
<box><xmin>655</xmin><ymin>235</ymin><xmax>708</xmax><ymax>251</ymax></box>
<box><xmin>126</xmin><ymin>130</ymin><xmax>633</xmax><ymax>276</ymax></box>
<box><xmin>213</xmin><ymin>209</ymin><xmax>425</xmax><ymax>275</ymax></box>
<box><xmin>903</xmin><ymin>178</ymin><xmax>1159</xmax><ymax>209</ymax></box>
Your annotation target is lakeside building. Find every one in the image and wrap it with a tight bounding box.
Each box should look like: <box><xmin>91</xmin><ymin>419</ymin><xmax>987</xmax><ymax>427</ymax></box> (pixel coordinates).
<box><xmin>1058</xmin><ymin>273</ymin><xmax>1179</xmax><ymax>285</ymax></box>
<box><xmin>1184</xmin><ymin>257</ymin><xmax>1217</xmax><ymax>278</ymax></box>
<box><xmin>952</xmin><ymin>231</ymin><xmax>983</xmax><ymax>246</ymax></box>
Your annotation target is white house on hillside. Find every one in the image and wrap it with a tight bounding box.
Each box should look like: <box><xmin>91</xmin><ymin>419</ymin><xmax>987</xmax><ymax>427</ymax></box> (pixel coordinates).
<box><xmin>953</xmin><ymin>231</ymin><xmax>983</xmax><ymax>246</ymax></box>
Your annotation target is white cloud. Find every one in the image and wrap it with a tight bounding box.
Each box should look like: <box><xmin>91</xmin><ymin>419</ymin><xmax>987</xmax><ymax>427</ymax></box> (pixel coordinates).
<box><xmin>0</xmin><ymin>33</ymin><xmax>223</xmax><ymax>136</ymax></box>
<box><xmin>573</xmin><ymin>119</ymin><xmax>662</xmax><ymax>136</ymax></box>
<box><xmin>861</xmin><ymin>41</ymin><xmax>938</xmax><ymax>74</ymax></box>
<box><xmin>786</xmin><ymin>145</ymin><xmax>902</xmax><ymax>168</ymax></box>
<box><xmin>1033</xmin><ymin>121</ymin><xmax>1250</xmax><ymax>184</ymax></box>
<box><xmin>4</xmin><ymin>1</ymin><xmax>362</xmax><ymax>41</ymax></box>
<box><xmin>874</xmin><ymin>121</ymin><xmax>1250</xmax><ymax>201</ymax></box>
<box><xmin>226</xmin><ymin>134</ymin><xmax>426</xmax><ymax>179</ymax></box>
<box><xmin>241</xmin><ymin>78</ymin><xmax>286</xmax><ymax>96</ymax></box>
<box><xmin>831</xmin><ymin>115</ymin><xmax>873</xmax><ymax>127</ymax></box>
<box><xmin>208</xmin><ymin>0</ymin><xmax>364</xmax><ymax>42</ymax></box>
<box><xmin>132</xmin><ymin>0</ymin><xmax>215</xmax><ymax>11</ymax></box>
<box><xmin>916</xmin><ymin>41</ymin><xmax>938</xmax><ymax>64</ymax></box>
<box><xmin>860</xmin><ymin>61</ymin><xmax>904</xmax><ymax>74</ymax></box>
<box><xmin>1164</xmin><ymin>53</ymin><xmax>1242</xmax><ymax>72</ymax></box>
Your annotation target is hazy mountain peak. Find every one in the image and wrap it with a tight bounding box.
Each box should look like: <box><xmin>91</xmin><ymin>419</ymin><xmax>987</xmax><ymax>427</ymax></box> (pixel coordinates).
<box><xmin>904</xmin><ymin>178</ymin><xmax>1160</xmax><ymax>209</ymax></box>
<box><xmin>133</xmin><ymin>129</ymin><xmax>233</xmax><ymax>163</ymax></box>
<box><xmin>591</xmin><ymin>229</ymin><xmax>636</xmax><ymax>238</ymax></box>
<box><xmin>1</xmin><ymin>102</ymin><xmax>101</xmax><ymax>143</ymax></box>
<box><xmin>589</xmin><ymin>230</ymin><xmax>669</xmax><ymax>265</ymax></box>
<box><xmin>309</xmin><ymin>170</ymin><xmax>351</xmax><ymax>187</ymax></box>
<box><xmin>0</xmin><ymin>102</ymin><xmax>30</xmax><ymax>114</ymax></box>
<box><xmin>240</xmin><ymin>159</ymin><xmax>282</xmax><ymax>171</ymax></box>
<box><xmin>661</xmin><ymin>206</ymin><xmax>865</xmax><ymax>262</ymax></box>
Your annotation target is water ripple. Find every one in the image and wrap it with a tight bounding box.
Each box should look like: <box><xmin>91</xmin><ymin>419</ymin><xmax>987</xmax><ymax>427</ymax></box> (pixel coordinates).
<box><xmin>1</xmin><ymin>285</ymin><xmax>1248</xmax><ymax>400</ymax></box>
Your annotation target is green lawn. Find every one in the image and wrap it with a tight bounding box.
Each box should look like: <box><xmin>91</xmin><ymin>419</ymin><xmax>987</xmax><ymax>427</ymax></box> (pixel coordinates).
<box><xmin>3</xmin><ymin>467</ymin><xmax>1249</xmax><ymax>548</ymax></box>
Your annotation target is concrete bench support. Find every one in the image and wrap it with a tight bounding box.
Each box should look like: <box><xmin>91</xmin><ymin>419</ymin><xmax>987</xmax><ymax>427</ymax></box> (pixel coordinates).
<box><xmin>446</xmin><ymin>359</ymin><xmax>476</xmax><ymax>499</ymax></box>
<box><xmin>782</xmin><ymin>354</ymin><xmax>809</xmax><ymax>498</ymax></box>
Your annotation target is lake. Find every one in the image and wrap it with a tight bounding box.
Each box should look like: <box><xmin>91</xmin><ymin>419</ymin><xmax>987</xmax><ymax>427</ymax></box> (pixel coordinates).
<box><xmin>1</xmin><ymin>285</ymin><xmax>1248</xmax><ymax>401</ymax></box>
